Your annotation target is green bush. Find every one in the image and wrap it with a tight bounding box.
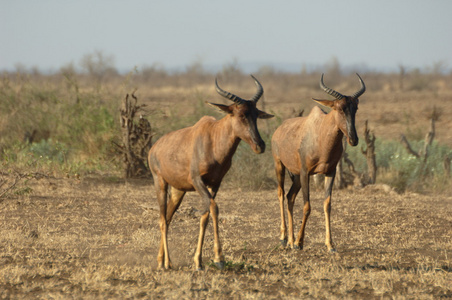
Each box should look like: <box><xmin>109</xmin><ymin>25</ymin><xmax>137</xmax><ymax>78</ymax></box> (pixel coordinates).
<box><xmin>29</xmin><ymin>139</ymin><xmax>68</xmax><ymax>163</ymax></box>
<box><xmin>346</xmin><ymin>138</ymin><xmax>452</xmax><ymax>193</ymax></box>
<box><xmin>0</xmin><ymin>75</ymin><xmax>121</xmax><ymax>176</ymax></box>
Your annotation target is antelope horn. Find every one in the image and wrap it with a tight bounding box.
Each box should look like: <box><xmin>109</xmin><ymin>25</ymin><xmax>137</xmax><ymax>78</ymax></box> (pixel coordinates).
<box><xmin>351</xmin><ymin>73</ymin><xmax>366</xmax><ymax>99</ymax></box>
<box><xmin>249</xmin><ymin>74</ymin><xmax>264</xmax><ymax>103</ymax></box>
<box><xmin>215</xmin><ymin>78</ymin><xmax>246</xmax><ymax>104</ymax></box>
<box><xmin>320</xmin><ymin>73</ymin><xmax>344</xmax><ymax>100</ymax></box>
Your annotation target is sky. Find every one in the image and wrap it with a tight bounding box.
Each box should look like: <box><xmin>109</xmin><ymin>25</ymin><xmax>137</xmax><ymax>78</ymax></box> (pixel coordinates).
<box><xmin>1</xmin><ymin>0</ymin><xmax>451</xmax><ymax>74</ymax></box>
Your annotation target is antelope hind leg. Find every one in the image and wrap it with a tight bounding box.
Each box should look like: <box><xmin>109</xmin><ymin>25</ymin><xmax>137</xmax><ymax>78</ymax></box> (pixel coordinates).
<box><xmin>275</xmin><ymin>161</ymin><xmax>287</xmax><ymax>246</ymax></box>
<box><xmin>154</xmin><ymin>176</ymin><xmax>171</xmax><ymax>269</ymax></box>
<box><xmin>294</xmin><ymin>173</ymin><xmax>310</xmax><ymax>250</ymax></box>
<box><xmin>209</xmin><ymin>198</ymin><xmax>225</xmax><ymax>269</ymax></box>
<box><xmin>286</xmin><ymin>174</ymin><xmax>301</xmax><ymax>249</ymax></box>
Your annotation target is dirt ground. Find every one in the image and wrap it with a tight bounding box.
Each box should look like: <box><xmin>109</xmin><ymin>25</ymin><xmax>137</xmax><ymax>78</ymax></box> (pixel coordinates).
<box><xmin>0</xmin><ymin>176</ymin><xmax>450</xmax><ymax>299</ymax></box>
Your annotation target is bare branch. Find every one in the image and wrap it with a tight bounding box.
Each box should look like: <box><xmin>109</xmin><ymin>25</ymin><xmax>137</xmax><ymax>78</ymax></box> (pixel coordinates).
<box><xmin>0</xmin><ymin>171</ymin><xmax>48</xmax><ymax>200</ymax></box>
<box><xmin>400</xmin><ymin>134</ymin><xmax>421</xmax><ymax>158</ymax></box>
<box><xmin>421</xmin><ymin>118</ymin><xmax>435</xmax><ymax>162</ymax></box>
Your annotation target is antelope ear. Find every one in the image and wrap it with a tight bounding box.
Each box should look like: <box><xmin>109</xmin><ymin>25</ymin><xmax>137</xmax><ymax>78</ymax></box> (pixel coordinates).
<box><xmin>312</xmin><ymin>98</ymin><xmax>335</xmax><ymax>108</ymax></box>
<box><xmin>258</xmin><ymin>109</ymin><xmax>274</xmax><ymax>119</ymax></box>
<box><xmin>206</xmin><ymin>102</ymin><xmax>233</xmax><ymax>114</ymax></box>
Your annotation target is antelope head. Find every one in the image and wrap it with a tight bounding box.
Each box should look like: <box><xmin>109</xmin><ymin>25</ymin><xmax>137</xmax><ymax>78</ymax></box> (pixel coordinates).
<box><xmin>209</xmin><ymin>75</ymin><xmax>274</xmax><ymax>154</ymax></box>
<box><xmin>312</xmin><ymin>73</ymin><xmax>366</xmax><ymax>146</ymax></box>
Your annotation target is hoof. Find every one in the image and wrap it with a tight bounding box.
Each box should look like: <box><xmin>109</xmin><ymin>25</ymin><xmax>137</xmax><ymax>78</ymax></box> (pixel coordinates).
<box><xmin>280</xmin><ymin>240</ymin><xmax>287</xmax><ymax>247</ymax></box>
<box><xmin>194</xmin><ymin>266</ymin><xmax>203</xmax><ymax>271</ymax></box>
<box><xmin>329</xmin><ymin>248</ymin><xmax>337</xmax><ymax>253</ymax></box>
<box><xmin>214</xmin><ymin>261</ymin><xmax>225</xmax><ymax>270</ymax></box>
<box><xmin>293</xmin><ymin>244</ymin><xmax>303</xmax><ymax>250</ymax></box>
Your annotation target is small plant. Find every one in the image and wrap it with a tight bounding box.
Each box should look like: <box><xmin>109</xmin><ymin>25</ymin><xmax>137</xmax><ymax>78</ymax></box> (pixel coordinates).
<box><xmin>207</xmin><ymin>260</ymin><xmax>254</xmax><ymax>272</ymax></box>
<box><xmin>0</xmin><ymin>170</ymin><xmax>44</xmax><ymax>199</ymax></box>
<box><xmin>29</xmin><ymin>139</ymin><xmax>68</xmax><ymax>163</ymax></box>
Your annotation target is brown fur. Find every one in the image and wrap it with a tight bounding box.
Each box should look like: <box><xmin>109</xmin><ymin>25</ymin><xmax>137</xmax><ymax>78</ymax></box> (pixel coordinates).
<box><xmin>271</xmin><ymin>74</ymin><xmax>364</xmax><ymax>252</ymax></box>
<box><xmin>148</xmin><ymin>76</ymin><xmax>273</xmax><ymax>270</ymax></box>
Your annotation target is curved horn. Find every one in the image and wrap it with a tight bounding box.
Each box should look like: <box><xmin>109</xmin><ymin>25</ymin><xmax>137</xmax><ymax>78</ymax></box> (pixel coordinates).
<box><xmin>320</xmin><ymin>73</ymin><xmax>344</xmax><ymax>100</ymax></box>
<box><xmin>249</xmin><ymin>74</ymin><xmax>264</xmax><ymax>103</ymax></box>
<box><xmin>215</xmin><ymin>78</ymin><xmax>246</xmax><ymax>104</ymax></box>
<box><xmin>351</xmin><ymin>73</ymin><xmax>366</xmax><ymax>99</ymax></box>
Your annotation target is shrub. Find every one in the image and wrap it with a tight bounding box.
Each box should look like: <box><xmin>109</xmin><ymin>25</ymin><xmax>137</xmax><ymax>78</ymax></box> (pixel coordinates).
<box><xmin>346</xmin><ymin>138</ymin><xmax>452</xmax><ymax>193</ymax></box>
<box><xmin>29</xmin><ymin>139</ymin><xmax>68</xmax><ymax>163</ymax></box>
<box><xmin>0</xmin><ymin>73</ymin><xmax>121</xmax><ymax>176</ymax></box>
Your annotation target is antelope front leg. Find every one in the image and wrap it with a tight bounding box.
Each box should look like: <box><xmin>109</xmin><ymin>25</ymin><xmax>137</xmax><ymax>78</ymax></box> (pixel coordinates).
<box><xmin>194</xmin><ymin>209</ymin><xmax>210</xmax><ymax>270</ymax></box>
<box><xmin>324</xmin><ymin>173</ymin><xmax>336</xmax><ymax>252</ymax></box>
<box><xmin>210</xmin><ymin>198</ymin><xmax>225</xmax><ymax>269</ymax></box>
<box><xmin>192</xmin><ymin>177</ymin><xmax>224</xmax><ymax>270</ymax></box>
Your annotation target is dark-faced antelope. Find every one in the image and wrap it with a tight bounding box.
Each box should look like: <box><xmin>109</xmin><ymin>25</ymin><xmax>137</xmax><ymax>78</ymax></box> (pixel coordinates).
<box><xmin>148</xmin><ymin>75</ymin><xmax>273</xmax><ymax>270</ymax></box>
<box><xmin>271</xmin><ymin>73</ymin><xmax>365</xmax><ymax>252</ymax></box>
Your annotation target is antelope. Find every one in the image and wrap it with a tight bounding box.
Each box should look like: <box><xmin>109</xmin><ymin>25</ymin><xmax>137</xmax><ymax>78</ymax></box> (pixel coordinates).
<box><xmin>148</xmin><ymin>75</ymin><xmax>273</xmax><ymax>270</ymax></box>
<box><xmin>271</xmin><ymin>73</ymin><xmax>365</xmax><ymax>252</ymax></box>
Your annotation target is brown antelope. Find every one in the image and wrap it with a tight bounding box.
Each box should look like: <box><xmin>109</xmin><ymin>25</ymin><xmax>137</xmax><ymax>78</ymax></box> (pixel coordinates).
<box><xmin>148</xmin><ymin>75</ymin><xmax>273</xmax><ymax>270</ymax></box>
<box><xmin>271</xmin><ymin>73</ymin><xmax>365</xmax><ymax>252</ymax></box>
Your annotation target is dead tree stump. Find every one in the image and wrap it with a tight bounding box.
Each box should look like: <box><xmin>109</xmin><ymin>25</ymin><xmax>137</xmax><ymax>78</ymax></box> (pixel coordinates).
<box><xmin>116</xmin><ymin>92</ymin><xmax>153</xmax><ymax>178</ymax></box>
<box><xmin>361</xmin><ymin>120</ymin><xmax>377</xmax><ymax>184</ymax></box>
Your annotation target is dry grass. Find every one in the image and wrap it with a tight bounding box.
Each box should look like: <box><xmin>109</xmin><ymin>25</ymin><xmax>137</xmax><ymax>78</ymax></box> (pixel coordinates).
<box><xmin>0</xmin><ymin>176</ymin><xmax>450</xmax><ymax>299</ymax></box>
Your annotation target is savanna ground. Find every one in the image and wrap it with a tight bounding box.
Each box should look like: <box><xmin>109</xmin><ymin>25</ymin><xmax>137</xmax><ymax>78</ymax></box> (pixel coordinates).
<box><xmin>1</xmin><ymin>60</ymin><xmax>452</xmax><ymax>298</ymax></box>
<box><xmin>0</xmin><ymin>177</ymin><xmax>451</xmax><ymax>299</ymax></box>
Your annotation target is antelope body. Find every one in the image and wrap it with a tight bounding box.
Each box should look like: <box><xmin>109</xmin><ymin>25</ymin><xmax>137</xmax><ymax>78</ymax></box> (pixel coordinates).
<box><xmin>149</xmin><ymin>75</ymin><xmax>273</xmax><ymax>270</ymax></box>
<box><xmin>272</xmin><ymin>74</ymin><xmax>365</xmax><ymax>251</ymax></box>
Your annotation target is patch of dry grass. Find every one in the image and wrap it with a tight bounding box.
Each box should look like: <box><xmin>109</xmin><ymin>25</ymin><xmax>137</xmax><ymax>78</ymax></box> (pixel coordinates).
<box><xmin>0</xmin><ymin>176</ymin><xmax>450</xmax><ymax>298</ymax></box>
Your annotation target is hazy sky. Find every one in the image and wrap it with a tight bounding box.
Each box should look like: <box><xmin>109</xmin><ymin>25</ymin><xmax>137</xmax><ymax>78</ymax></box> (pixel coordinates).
<box><xmin>1</xmin><ymin>0</ymin><xmax>451</xmax><ymax>73</ymax></box>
